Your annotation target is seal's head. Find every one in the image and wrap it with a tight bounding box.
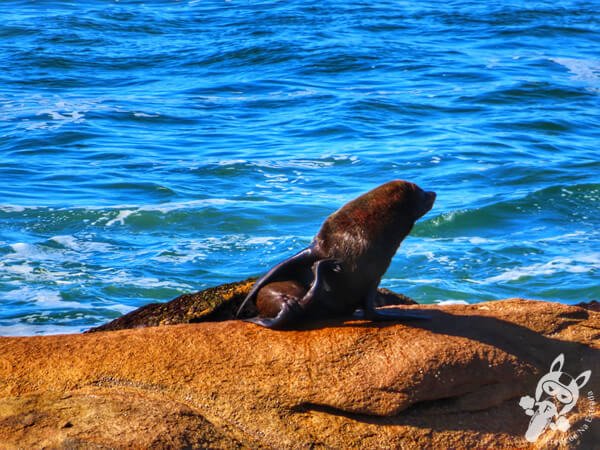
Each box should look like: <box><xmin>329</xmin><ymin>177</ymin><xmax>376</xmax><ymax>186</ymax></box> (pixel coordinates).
<box><xmin>369</xmin><ymin>180</ymin><xmax>436</xmax><ymax>222</ymax></box>
<box><xmin>398</xmin><ymin>180</ymin><xmax>436</xmax><ymax>220</ymax></box>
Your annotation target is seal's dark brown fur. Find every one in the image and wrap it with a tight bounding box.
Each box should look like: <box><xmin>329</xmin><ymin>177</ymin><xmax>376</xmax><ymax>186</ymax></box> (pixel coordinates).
<box><xmin>238</xmin><ymin>180</ymin><xmax>436</xmax><ymax>328</ymax></box>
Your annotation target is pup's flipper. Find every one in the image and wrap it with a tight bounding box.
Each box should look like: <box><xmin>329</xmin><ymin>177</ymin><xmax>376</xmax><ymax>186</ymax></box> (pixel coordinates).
<box><xmin>242</xmin><ymin>258</ymin><xmax>342</xmax><ymax>329</ymax></box>
<box><xmin>236</xmin><ymin>247</ymin><xmax>316</xmax><ymax>318</ymax></box>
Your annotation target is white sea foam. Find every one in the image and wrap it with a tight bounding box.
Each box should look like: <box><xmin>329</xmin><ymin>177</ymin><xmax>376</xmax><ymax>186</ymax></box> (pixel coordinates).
<box><xmin>10</xmin><ymin>242</ymin><xmax>32</xmax><ymax>254</ymax></box>
<box><xmin>8</xmin><ymin>94</ymin><xmax>177</xmax><ymax>132</ymax></box>
<box><xmin>152</xmin><ymin>235</ymin><xmax>295</xmax><ymax>263</ymax></box>
<box><xmin>151</xmin><ymin>239</ymin><xmax>210</xmax><ymax>263</ymax></box>
<box><xmin>484</xmin><ymin>254</ymin><xmax>599</xmax><ymax>283</ymax></box>
<box><xmin>105</xmin><ymin>271</ymin><xmax>193</xmax><ymax>290</ymax></box>
<box><xmin>430</xmin><ymin>209</ymin><xmax>464</xmax><ymax>226</ymax></box>
<box><xmin>389</xmin><ymin>278</ymin><xmax>445</xmax><ymax>284</ymax></box>
<box><xmin>99</xmin><ymin>197</ymin><xmax>276</xmax><ymax>216</ymax></box>
<box><xmin>109</xmin><ymin>304</ymin><xmax>138</xmax><ymax>315</ymax></box>
<box><xmin>0</xmin><ymin>287</ymin><xmax>82</xmax><ymax>309</ymax></box>
<box><xmin>2</xmin><ymin>237</ymin><xmax>110</xmax><ymax>285</ymax></box>
<box><xmin>50</xmin><ymin>235</ymin><xmax>113</xmax><ymax>253</ymax></box>
<box><xmin>49</xmin><ymin>235</ymin><xmax>79</xmax><ymax>248</ymax></box>
<box><xmin>152</xmin><ymin>251</ymin><xmax>206</xmax><ymax>264</ymax></box>
<box><xmin>245</xmin><ymin>236</ymin><xmax>276</xmax><ymax>245</ymax></box>
<box><xmin>217</xmin><ymin>159</ymin><xmax>248</xmax><ymax>166</ymax></box>
<box><xmin>0</xmin><ymin>204</ymin><xmax>27</xmax><ymax>212</ymax></box>
<box><xmin>468</xmin><ymin>237</ymin><xmax>491</xmax><ymax>245</ymax></box>
<box><xmin>435</xmin><ymin>300</ymin><xmax>470</xmax><ymax>305</ymax></box>
<box><xmin>101</xmin><ymin>199</ymin><xmax>238</xmax><ymax>218</ymax></box>
<box><xmin>264</xmin><ymin>174</ymin><xmax>290</xmax><ymax>183</ymax></box>
<box><xmin>29</xmin><ymin>289</ymin><xmax>65</xmax><ymax>306</ymax></box>
<box><xmin>9</xmin><ymin>95</ymin><xmax>103</xmax><ymax>130</ymax></box>
<box><xmin>258</xmin><ymin>159</ymin><xmax>335</xmax><ymax>169</ymax></box>
<box><xmin>1</xmin><ymin>263</ymin><xmax>34</xmax><ymax>276</ymax></box>
<box><xmin>38</xmin><ymin>109</ymin><xmax>85</xmax><ymax>123</ymax></box>
<box><xmin>133</xmin><ymin>112</ymin><xmax>159</xmax><ymax>118</ymax></box>
<box><xmin>0</xmin><ymin>323</ymin><xmax>83</xmax><ymax>337</ymax></box>
<box><xmin>9</xmin><ymin>242</ymin><xmax>49</xmax><ymax>260</ymax></box>
<box><xmin>287</xmin><ymin>88</ymin><xmax>318</xmax><ymax>98</ymax></box>
<box><xmin>0</xmin><ymin>259</ymin><xmax>76</xmax><ymax>284</ymax></box>
<box><xmin>537</xmin><ymin>231</ymin><xmax>587</xmax><ymax>242</ymax></box>
<box><xmin>105</xmin><ymin>209</ymin><xmax>135</xmax><ymax>226</ymax></box>
<box><xmin>550</xmin><ymin>57</ymin><xmax>600</xmax><ymax>83</ymax></box>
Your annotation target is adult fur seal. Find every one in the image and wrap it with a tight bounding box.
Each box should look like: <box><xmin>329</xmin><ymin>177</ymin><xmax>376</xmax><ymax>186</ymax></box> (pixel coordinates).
<box><xmin>237</xmin><ymin>180</ymin><xmax>436</xmax><ymax>328</ymax></box>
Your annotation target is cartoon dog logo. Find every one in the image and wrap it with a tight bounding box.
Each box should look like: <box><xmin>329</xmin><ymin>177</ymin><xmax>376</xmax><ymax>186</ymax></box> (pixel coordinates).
<box><xmin>519</xmin><ymin>354</ymin><xmax>591</xmax><ymax>442</ymax></box>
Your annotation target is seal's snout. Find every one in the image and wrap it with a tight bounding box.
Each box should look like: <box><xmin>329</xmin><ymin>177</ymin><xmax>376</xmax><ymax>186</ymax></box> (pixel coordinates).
<box><xmin>425</xmin><ymin>191</ymin><xmax>436</xmax><ymax>207</ymax></box>
<box><xmin>418</xmin><ymin>190</ymin><xmax>436</xmax><ymax>218</ymax></box>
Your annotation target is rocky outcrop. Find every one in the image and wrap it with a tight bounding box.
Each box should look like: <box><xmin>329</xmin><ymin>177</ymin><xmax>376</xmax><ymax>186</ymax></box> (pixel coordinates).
<box><xmin>87</xmin><ymin>278</ymin><xmax>259</xmax><ymax>332</ymax></box>
<box><xmin>87</xmin><ymin>280</ymin><xmax>417</xmax><ymax>332</ymax></box>
<box><xmin>1</xmin><ymin>297</ymin><xmax>598</xmax><ymax>449</ymax></box>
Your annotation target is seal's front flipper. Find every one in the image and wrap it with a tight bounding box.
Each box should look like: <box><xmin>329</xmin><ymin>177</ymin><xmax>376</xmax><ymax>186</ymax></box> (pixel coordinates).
<box><xmin>297</xmin><ymin>258</ymin><xmax>342</xmax><ymax>308</ymax></box>
<box><xmin>361</xmin><ymin>307</ymin><xmax>431</xmax><ymax>321</ymax></box>
<box><xmin>363</xmin><ymin>288</ymin><xmax>430</xmax><ymax>321</ymax></box>
<box><xmin>236</xmin><ymin>247</ymin><xmax>316</xmax><ymax>318</ymax></box>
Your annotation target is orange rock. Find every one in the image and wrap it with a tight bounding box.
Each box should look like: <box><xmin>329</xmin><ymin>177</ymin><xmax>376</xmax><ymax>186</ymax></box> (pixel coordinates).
<box><xmin>0</xmin><ymin>298</ymin><xmax>598</xmax><ymax>449</ymax></box>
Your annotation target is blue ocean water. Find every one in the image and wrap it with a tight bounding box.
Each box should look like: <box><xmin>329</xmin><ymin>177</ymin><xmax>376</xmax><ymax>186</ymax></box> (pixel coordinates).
<box><xmin>0</xmin><ymin>1</ymin><xmax>598</xmax><ymax>336</ymax></box>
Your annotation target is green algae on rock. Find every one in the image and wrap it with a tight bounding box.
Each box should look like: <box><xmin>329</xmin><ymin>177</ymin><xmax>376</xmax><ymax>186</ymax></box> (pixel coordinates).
<box><xmin>87</xmin><ymin>278</ymin><xmax>258</xmax><ymax>333</ymax></box>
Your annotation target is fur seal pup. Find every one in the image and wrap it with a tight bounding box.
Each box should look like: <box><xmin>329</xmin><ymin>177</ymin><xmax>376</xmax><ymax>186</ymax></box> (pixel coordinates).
<box><xmin>237</xmin><ymin>180</ymin><xmax>436</xmax><ymax>329</ymax></box>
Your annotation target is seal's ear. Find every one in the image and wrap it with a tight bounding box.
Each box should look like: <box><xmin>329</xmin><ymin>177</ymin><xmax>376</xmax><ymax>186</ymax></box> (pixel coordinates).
<box><xmin>574</xmin><ymin>370</ymin><xmax>591</xmax><ymax>389</ymax></box>
<box><xmin>550</xmin><ymin>354</ymin><xmax>565</xmax><ymax>373</ymax></box>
